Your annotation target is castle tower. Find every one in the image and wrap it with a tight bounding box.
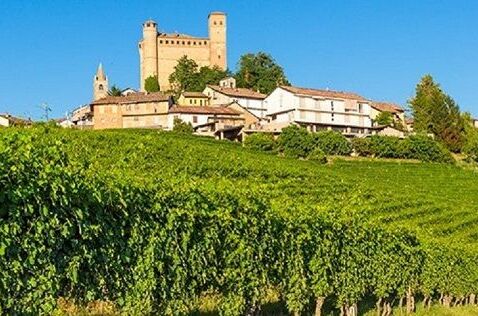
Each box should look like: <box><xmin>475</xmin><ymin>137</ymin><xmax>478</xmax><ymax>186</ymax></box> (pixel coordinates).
<box><xmin>140</xmin><ymin>19</ymin><xmax>159</xmax><ymax>91</ymax></box>
<box><xmin>208</xmin><ymin>12</ymin><xmax>227</xmax><ymax>70</ymax></box>
<box><xmin>93</xmin><ymin>63</ymin><xmax>109</xmax><ymax>101</ymax></box>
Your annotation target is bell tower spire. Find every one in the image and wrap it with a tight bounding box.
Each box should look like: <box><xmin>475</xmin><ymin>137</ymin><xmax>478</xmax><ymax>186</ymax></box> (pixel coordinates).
<box><xmin>93</xmin><ymin>63</ymin><xmax>109</xmax><ymax>100</ymax></box>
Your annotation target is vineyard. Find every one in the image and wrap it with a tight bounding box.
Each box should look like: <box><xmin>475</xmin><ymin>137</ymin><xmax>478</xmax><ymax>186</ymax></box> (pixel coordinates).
<box><xmin>1</xmin><ymin>127</ymin><xmax>478</xmax><ymax>315</ymax></box>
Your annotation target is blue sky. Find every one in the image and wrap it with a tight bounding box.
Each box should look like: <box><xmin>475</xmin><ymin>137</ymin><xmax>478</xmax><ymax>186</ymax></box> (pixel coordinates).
<box><xmin>0</xmin><ymin>0</ymin><xmax>477</xmax><ymax>119</ymax></box>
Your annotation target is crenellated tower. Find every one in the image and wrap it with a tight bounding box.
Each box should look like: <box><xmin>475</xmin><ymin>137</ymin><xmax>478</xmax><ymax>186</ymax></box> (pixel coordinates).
<box><xmin>93</xmin><ymin>63</ymin><xmax>109</xmax><ymax>101</ymax></box>
<box><xmin>208</xmin><ymin>12</ymin><xmax>227</xmax><ymax>70</ymax></box>
<box><xmin>139</xmin><ymin>19</ymin><xmax>159</xmax><ymax>91</ymax></box>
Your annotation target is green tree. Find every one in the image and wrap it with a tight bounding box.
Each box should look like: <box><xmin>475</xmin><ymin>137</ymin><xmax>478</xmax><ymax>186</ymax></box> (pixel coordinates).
<box><xmin>235</xmin><ymin>52</ymin><xmax>290</xmax><ymax>94</ymax></box>
<box><xmin>169</xmin><ymin>56</ymin><xmax>229</xmax><ymax>95</ymax></box>
<box><xmin>409</xmin><ymin>75</ymin><xmax>465</xmax><ymax>152</ymax></box>
<box><xmin>108</xmin><ymin>85</ymin><xmax>122</xmax><ymax>96</ymax></box>
<box><xmin>144</xmin><ymin>76</ymin><xmax>160</xmax><ymax>93</ymax></box>
<box><xmin>172</xmin><ymin>117</ymin><xmax>193</xmax><ymax>134</ymax></box>
<box><xmin>375</xmin><ymin>111</ymin><xmax>394</xmax><ymax>126</ymax></box>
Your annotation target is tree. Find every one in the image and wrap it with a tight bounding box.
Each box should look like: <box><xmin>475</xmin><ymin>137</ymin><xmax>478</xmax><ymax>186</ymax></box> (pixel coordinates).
<box><xmin>169</xmin><ymin>56</ymin><xmax>229</xmax><ymax>95</ymax></box>
<box><xmin>172</xmin><ymin>117</ymin><xmax>193</xmax><ymax>134</ymax></box>
<box><xmin>409</xmin><ymin>75</ymin><xmax>465</xmax><ymax>152</ymax></box>
<box><xmin>375</xmin><ymin>112</ymin><xmax>394</xmax><ymax>126</ymax></box>
<box><xmin>144</xmin><ymin>76</ymin><xmax>160</xmax><ymax>93</ymax></box>
<box><xmin>108</xmin><ymin>85</ymin><xmax>122</xmax><ymax>96</ymax></box>
<box><xmin>235</xmin><ymin>52</ymin><xmax>290</xmax><ymax>94</ymax></box>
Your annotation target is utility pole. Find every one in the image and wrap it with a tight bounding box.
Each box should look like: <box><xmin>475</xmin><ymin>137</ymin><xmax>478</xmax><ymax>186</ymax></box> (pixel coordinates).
<box><xmin>40</xmin><ymin>102</ymin><xmax>52</xmax><ymax>121</ymax></box>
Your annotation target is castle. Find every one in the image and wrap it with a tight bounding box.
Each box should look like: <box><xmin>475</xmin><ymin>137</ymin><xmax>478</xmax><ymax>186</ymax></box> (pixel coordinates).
<box><xmin>138</xmin><ymin>12</ymin><xmax>227</xmax><ymax>92</ymax></box>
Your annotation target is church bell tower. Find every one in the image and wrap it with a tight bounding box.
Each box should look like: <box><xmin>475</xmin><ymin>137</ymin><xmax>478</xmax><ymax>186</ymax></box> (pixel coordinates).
<box><xmin>93</xmin><ymin>63</ymin><xmax>109</xmax><ymax>101</ymax></box>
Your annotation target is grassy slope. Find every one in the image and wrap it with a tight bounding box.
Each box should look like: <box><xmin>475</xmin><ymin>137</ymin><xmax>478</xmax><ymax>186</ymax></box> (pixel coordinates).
<box><xmin>64</xmin><ymin>129</ymin><xmax>478</xmax><ymax>248</ymax></box>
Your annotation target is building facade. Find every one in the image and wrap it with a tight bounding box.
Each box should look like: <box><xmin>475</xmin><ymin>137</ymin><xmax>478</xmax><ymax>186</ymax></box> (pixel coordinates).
<box><xmin>203</xmin><ymin>78</ymin><xmax>267</xmax><ymax>118</ymax></box>
<box><xmin>370</xmin><ymin>102</ymin><xmax>405</xmax><ymax>126</ymax></box>
<box><xmin>139</xmin><ymin>12</ymin><xmax>227</xmax><ymax>91</ymax></box>
<box><xmin>177</xmin><ymin>92</ymin><xmax>209</xmax><ymax>106</ymax></box>
<box><xmin>261</xmin><ymin>86</ymin><xmax>373</xmax><ymax>136</ymax></box>
<box><xmin>91</xmin><ymin>93</ymin><xmax>172</xmax><ymax>129</ymax></box>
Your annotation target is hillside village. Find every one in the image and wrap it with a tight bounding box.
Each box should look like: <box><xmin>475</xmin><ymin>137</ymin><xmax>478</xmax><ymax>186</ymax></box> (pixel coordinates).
<box><xmin>53</xmin><ymin>11</ymin><xmax>415</xmax><ymax>142</ymax></box>
<box><xmin>2</xmin><ymin>11</ymin><xmax>478</xmax><ymax>145</ymax></box>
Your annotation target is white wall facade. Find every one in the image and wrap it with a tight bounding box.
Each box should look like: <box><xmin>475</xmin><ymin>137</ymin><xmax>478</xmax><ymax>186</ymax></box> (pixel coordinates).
<box><xmin>203</xmin><ymin>86</ymin><xmax>266</xmax><ymax>118</ymax></box>
<box><xmin>167</xmin><ymin>113</ymin><xmax>210</xmax><ymax>130</ymax></box>
<box><xmin>0</xmin><ymin>116</ymin><xmax>9</xmax><ymax>127</ymax></box>
<box><xmin>263</xmin><ymin>87</ymin><xmax>373</xmax><ymax>134</ymax></box>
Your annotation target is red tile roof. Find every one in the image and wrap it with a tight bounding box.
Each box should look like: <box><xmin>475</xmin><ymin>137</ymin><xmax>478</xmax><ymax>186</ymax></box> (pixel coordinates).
<box><xmin>169</xmin><ymin>106</ymin><xmax>241</xmax><ymax>115</ymax></box>
<box><xmin>371</xmin><ymin>102</ymin><xmax>404</xmax><ymax>114</ymax></box>
<box><xmin>181</xmin><ymin>92</ymin><xmax>208</xmax><ymax>98</ymax></box>
<box><xmin>91</xmin><ymin>92</ymin><xmax>170</xmax><ymax>105</ymax></box>
<box><xmin>207</xmin><ymin>85</ymin><xmax>267</xmax><ymax>99</ymax></box>
<box><xmin>280</xmin><ymin>85</ymin><xmax>369</xmax><ymax>101</ymax></box>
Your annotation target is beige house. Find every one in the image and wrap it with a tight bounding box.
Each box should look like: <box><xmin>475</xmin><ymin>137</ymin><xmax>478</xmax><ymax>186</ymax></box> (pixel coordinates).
<box><xmin>0</xmin><ymin>114</ymin><xmax>31</xmax><ymax>127</ymax></box>
<box><xmin>225</xmin><ymin>101</ymin><xmax>260</xmax><ymax>127</ymax></box>
<box><xmin>168</xmin><ymin>105</ymin><xmax>244</xmax><ymax>140</ymax></box>
<box><xmin>370</xmin><ymin>102</ymin><xmax>405</xmax><ymax>126</ymax></box>
<box><xmin>91</xmin><ymin>92</ymin><xmax>172</xmax><ymax>129</ymax></box>
<box><xmin>203</xmin><ymin>77</ymin><xmax>267</xmax><ymax>118</ymax></box>
<box><xmin>139</xmin><ymin>12</ymin><xmax>227</xmax><ymax>91</ymax></box>
<box><xmin>177</xmin><ymin>92</ymin><xmax>209</xmax><ymax>106</ymax></box>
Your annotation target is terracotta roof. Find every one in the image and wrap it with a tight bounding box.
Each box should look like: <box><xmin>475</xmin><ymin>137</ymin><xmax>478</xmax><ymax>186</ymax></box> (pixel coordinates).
<box><xmin>207</xmin><ymin>85</ymin><xmax>267</xmax><ymax>100</ymax></box>
<box><xmin>169</xmin><ymin>106</ymin><xmax>241</xmax><ymax>115</ymax></box>
<box><xmin>371</xmin><ymin>101</ymin><xmax>404</xmax><ymax>114</ymax></box>
<box><xmin>91</xmin><ymin>92</ymin><xmax>170</xmax><ymax>105</ymax></box>
<box><xmin>280</xmin><ymin>85</ymin><xmax>369</xmax><ymax>102</ymax></box>
<box><xmin>181</xmin><ymin>92</ymin><xmax>208</xmax><ymax>98</ymax></box>
<box><xmin>0</xmin><ymin>113</ymin><xmax>32</xmax><ymax>125</ymax></box>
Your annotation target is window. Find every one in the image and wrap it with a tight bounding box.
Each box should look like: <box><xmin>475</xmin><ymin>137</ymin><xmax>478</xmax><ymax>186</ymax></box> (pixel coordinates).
<box><xmin>193</xmin><ymin>41</ymin><xmax>196</xmax><ymax>45</ymax></box>
<box><xmin>220</xmin><ymin>21</ymin><xmax>223</xmax><ymax>25</ymax></box>
<box><xmin>176</xmin><ymin>40</ymin><xmax>180</xmax><ymax>44</ymax></box>
<box><xmin>218</xmin><ymin>55</ymin><xmax>221</xmax><ymax>59</ymax></box>
<box><xmin>159</xmin><ymin>40</ymin><xmax>163</xmax><ymax>44</ymax></box>
<box><xmin>188</xmin><ymin>41</ymin><xmax>191</xmax><ymax>45</ymax></box>
<box><xmin>204</xmin><ymin>41</ymin><xmax>207</xmax><ymax>45</ymax></box>
<box><xmin>200</xmin><ymin>100</ymin><xmax>203</xmax><ymax>106</ymax></box>
<box><xmin>194</xmin><ymin>99</ymin><xmax>197</xmax><ymax>104</ymax></box>
<box><xmin>193</xmin><ymin>116</ymin><xmax>198</xmax><ymax>123</ymax></box>
<box><xmin>331</xmin><ymin>113</ymin><xmax>335</xmax><ymax>122</ymax></box>
<box><xmin>165</xmin><ymin>40</ymin><xmax>169</xmax><ymax>44</ymax></box>
<box><xmin>214</xmin><ymin>21</ymin><xmax>217</xmax><ymax>25</ymax></box>
<box><xmin>358</xmin><ymin>103</ymin><xmax>363</xmax><ymax>113</ymax></box>
<box><xmin>189</xmin><ymin>99</ymin><xmax>192</xmax><ymax>104</ymax></box>
<box><xmin>331</xmin><ymin>101</ymin><xmax>334</xmax><ymax>111</ymax></box>
<box><xmin>182</xmin><ymin>41</ymin><xmax>185</xmax><ymax>45</ymax></box>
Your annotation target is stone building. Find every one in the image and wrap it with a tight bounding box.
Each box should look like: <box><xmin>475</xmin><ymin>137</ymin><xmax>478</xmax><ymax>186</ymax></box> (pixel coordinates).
<box><xmin>138</xmin><ymin>12</ymin><xmax>227</xmax><ymax>91</ymax></box>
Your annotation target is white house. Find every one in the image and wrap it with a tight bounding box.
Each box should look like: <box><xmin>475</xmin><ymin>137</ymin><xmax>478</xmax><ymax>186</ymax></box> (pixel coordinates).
<box><xmin>203</xmin><ymin>77</ymin><xmax>267</xmax><ymax>118</ymax></box>
<box><xmin>261</xmin><ymin>86</ymin><xmax>373</xmax><ymax>136</ymax></box>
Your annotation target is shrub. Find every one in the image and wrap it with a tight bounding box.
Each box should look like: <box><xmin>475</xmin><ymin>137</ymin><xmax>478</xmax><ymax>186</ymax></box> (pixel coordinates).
<box><xmin>463</xmin><ymin>135</ymin><xmax>478</xmax><ymax>163</ymax></box>
<box><xmin>244</xmin><ymin>133</ymin><xmax>276</xmax><ymax>152</ymax></box>
<box><xmin>312</xmin><ymin>130</ymin><xmax>352</xmax><ymax>156</ymax></box>
<box><xmin>277</xmin><ymin>125</ymin><xmax>314</xmax><ymax>158</ymax></box>
<box><xmin>351</xmin><ymin>137</ymin><xmax>372</xmax><ymax>157</ymax></box>
<box><xmin>400</xmin><ymin>134</ymin><xmax>454</xmax><ymax>163</ymax></box>
<box><xmin>368</xmin><ymin>135</ymin><xmax>403</xmax><ymax>158</ymax></box>
<box><xmin>173</xmin><ymin>118</ymin><xmax>194</xmax><ymax>134</ymax></box>
<box><xmin>307</xmin><ymin>147</ymin><xmax>327</xmax><ymax>164</ymax></box>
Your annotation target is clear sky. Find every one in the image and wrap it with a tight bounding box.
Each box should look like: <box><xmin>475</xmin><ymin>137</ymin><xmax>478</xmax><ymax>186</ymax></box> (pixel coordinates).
<box><xmin>0</xmin><ymin>0</ymin><xmax>477</xmax><ymax>119</ymax></box>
